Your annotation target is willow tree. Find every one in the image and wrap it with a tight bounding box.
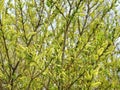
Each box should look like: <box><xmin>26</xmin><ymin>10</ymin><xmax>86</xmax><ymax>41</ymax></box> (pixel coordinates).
<box><xmin>0</xmin><ymin>0</ymin><xmax>120</xmax><ymax>90</ymax></box>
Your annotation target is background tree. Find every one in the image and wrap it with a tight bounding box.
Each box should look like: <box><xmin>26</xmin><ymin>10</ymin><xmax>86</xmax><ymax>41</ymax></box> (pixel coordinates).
<box><xmin>0</xmin><ymin>0</ymin><xmax>120</xmax><ymax>90</ymax></box>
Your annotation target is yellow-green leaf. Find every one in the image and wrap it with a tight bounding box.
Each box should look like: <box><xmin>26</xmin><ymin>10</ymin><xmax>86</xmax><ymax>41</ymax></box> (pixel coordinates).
<box><xmin>91</xmin><ymin>82</ymin><xmax>101</xmax><ymax>88</ymax></box>
<box><xmin>0</xmin><ymin>0</ymin><xmax>4</xmax><ymax>11</ymax></box>
<box><xmin>97</xmin><ymin>48</ymin><xmax>104</xmax><ymax>55</ymax></box>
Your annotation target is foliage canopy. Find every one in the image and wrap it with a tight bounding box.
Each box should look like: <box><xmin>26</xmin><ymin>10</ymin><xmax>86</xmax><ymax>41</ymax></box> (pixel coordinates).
<box><xmin>0</xmin><ymin>0</ymin><xmax>120</xmax><ymax>90</ymax></box>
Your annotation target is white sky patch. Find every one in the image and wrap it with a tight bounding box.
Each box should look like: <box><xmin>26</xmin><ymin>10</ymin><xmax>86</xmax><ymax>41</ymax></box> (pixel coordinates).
<box><xmin>48</xmin><ymin>19</ymin><xmax>56</xmax><ymax>31</ymax></box>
